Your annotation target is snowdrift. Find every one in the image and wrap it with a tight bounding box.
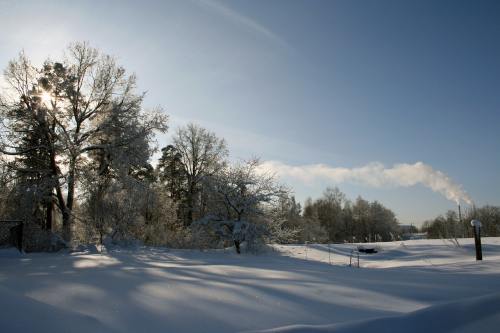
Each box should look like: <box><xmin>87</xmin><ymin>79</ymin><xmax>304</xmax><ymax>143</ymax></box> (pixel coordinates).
<box><xmin>247</xmin><ymin>293</ymin><xmax>500</xmax><ymax>332</ymax></box>
<box><xmin>0</xmin><ymin>286</ymin><xmax>114</xmax><ymax>332</ymax></box>
<box><xmin>1</xmin><ymin>238</ymin><xmax>500</xmax><ymax>332</ymax></box>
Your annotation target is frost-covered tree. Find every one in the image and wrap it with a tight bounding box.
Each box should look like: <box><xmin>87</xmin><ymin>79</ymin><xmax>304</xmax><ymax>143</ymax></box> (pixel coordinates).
<box><xmin>198</xmin><ymin>159</ymin><xmax>288</xmax><ymax>253</ymax></box>
<box><xmin>0</xmin><ymin>43</ymin><xmax>168</xmax><ymax>241</ymax></box>
<box><xmin>172</xmin><ymin>123</ymin><xmax>227</xmax><ymax>225</ymax></box>
<box><xmin>267</xmin><ymin>195</ymin><xmax>303</xmax><ymax>244</ymax></box>
<box><xmin>209</xmin><ymin>159</ymin><xmax>285</xmax><ymax>221</ymax></box>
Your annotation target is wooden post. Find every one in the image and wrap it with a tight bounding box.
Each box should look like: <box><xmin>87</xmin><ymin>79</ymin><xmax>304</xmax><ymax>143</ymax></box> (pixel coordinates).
<box><xmin>471</xmin><ymin>220</ymin><xmax>482</xmax><ymax>261</ymax></box>
<box><xmin>328</xmin><ymin>243</ymin><xmax>331</xmax><ymax>265</ymax></box>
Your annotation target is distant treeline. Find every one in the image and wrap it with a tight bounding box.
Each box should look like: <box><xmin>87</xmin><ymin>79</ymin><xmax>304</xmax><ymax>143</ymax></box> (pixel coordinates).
<box><xmin>422</xmin><ymin>205</ymin><xmax>500</xmax><ymax>239</ymax></box>
<box><xmin>279</xmin><ymin>187</ymin><xmax>400</xmax><ymax>244</ymax></box>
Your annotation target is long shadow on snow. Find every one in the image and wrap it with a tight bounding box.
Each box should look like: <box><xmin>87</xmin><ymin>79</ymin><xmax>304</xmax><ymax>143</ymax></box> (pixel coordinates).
<box><xmin>1</xmin><ymin>249</ymin><xmax>402</xmax><ymax>332</ymax></box>
<box><xmin>3</xmin><ymin>246</ymin><xmax>500</xmax><ymax>332</ymax></box>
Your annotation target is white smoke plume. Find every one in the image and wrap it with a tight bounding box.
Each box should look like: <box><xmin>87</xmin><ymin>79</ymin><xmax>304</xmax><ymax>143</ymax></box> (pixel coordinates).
<box><xmin>258</xmin><ymin>161</ymin><xmax>472</xmax><ymax>205</ymax></box>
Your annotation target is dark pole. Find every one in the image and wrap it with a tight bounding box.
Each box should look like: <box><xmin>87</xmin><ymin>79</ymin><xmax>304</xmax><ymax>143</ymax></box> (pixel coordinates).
<box><xmin>458</xmin><ymin>204</ymin><xmax>463</xmax><ymax>237</ymax></box>
<box><xmin>471</xmin><ymin>220</ymin><xmax>482</xmax><ymax>260</ymax></box>
<box><xmin>19</xmin><ymin>222</ymin><xmax>23</xmax><ymax>252</ymax></box>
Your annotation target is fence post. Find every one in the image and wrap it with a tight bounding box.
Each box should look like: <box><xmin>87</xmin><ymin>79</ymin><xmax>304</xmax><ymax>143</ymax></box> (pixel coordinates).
<box><xmin>328</xmin><ymin>243</ymin><xmax>331</xmax><ymax>265</ymax></box>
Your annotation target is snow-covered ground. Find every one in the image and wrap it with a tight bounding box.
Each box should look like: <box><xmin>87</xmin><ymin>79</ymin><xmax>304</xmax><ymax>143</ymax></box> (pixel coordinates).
<box><xmin>1</xmin><ymin>238</ymin><xmax>500</xmax><ymax>332</ymax></box>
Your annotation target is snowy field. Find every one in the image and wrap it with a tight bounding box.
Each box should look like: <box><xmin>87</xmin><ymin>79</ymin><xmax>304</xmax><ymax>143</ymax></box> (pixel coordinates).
<box><xmin>1</xmin><ymin>238</ymin><xmax>500</xmax><ymax>333</ymax></box>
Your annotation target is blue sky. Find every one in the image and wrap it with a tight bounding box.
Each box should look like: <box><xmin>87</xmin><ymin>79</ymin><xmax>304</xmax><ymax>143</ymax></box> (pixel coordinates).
<box><xmin>1</xmin><ymin>0</ymin><xmax>499</xmax><ymax>224</ymax></box>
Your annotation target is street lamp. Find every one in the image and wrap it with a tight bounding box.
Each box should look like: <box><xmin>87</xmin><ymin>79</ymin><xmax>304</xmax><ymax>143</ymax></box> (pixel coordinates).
<box><xmin>470</xmin><ymin>220</ymin><xmax>482</xmax><ymax>260</ymax></box>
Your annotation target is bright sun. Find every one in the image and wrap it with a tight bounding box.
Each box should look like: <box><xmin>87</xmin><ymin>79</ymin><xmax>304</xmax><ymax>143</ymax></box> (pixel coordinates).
<box><xmin>40</xmin><ymin>91</ymin><xmax>53</xmax><ymax>107</ymax></box>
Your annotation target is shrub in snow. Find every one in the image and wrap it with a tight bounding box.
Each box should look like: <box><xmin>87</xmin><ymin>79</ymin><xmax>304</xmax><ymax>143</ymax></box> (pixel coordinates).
<box><xmin>191</xmin><ymin>159</ymin><xmax>292</xmax><ymax>252</ymax></box>
<box><xmin>191</xmin><ymin>216</ymin><xmax>267</xmax><ymax>253</ymax></box>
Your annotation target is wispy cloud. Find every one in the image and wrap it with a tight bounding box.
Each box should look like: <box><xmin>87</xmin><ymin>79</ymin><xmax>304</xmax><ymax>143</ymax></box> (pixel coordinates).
<box><xmin>258</xmin><ymin>161</ymin><xmax>472</xmax><ymax>205</ymax></box>
<box><xmin>195</xmin><ymin>0</ymin><xmax>289</xmax><ymax>49</ymax></box>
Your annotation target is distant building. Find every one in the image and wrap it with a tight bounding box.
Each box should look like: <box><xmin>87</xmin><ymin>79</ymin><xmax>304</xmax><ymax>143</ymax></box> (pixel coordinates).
<box><xmin>399</xmin><ymin>224</ymin><xmax>426</xmax><ymax>240</ymax></box>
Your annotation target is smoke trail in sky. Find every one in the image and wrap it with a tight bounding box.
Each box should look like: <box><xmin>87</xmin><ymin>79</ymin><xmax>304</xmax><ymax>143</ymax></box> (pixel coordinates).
<box><xmin>258</xmin><ymin>161</ymin><xmax>472</xmax><ymax>205</ymax></box>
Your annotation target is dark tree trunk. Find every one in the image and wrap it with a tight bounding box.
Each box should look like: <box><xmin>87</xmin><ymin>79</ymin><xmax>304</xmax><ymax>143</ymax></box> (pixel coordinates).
<box><xmin>62</xmin><ymin>210</ymin><xmax>72</xmax><ymax>242</ymax></box>
<box><xmin>186</xmin><ymin>181</ymin><xmax>195</xmax><ymax>225</ymax></box>
<box><xmin>45</xmin><ymin>200</ymin><xmax>53</xmax><ymax>231</ymax></box>
<box><xmin>61</xmin><ymin>159</ymin><xmax>77</xmax><ymax>243</ymax></box>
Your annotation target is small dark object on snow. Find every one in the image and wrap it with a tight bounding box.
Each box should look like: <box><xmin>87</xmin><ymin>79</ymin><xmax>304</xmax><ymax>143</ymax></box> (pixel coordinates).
<box><xmin>358</xmin><ymin>247</ymin><xmax>377</xmax><ymax>254</ymax></box>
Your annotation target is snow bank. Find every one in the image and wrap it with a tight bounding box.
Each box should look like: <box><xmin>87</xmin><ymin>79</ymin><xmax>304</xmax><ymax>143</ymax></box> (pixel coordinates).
<box><xmin>1</xmin><ymin>238</ymin><xmax>500</xmax><ymax>332</ymax></box>
<box><xmin>246</xmin><ymin>293</ymin><xmax>500</xmax><ymax>332</ymax></box>
<box><xmin>0</xmin><ymin>286</ymin><xmax>113</xmax><ymax>332</ymax></box>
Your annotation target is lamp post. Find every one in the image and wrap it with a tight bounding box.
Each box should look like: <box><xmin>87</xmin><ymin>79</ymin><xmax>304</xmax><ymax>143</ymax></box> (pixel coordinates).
<box><xmin>470</xmin><ymin>220</ymin><xmax>482</xmax><ymax>260</ymax></box>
